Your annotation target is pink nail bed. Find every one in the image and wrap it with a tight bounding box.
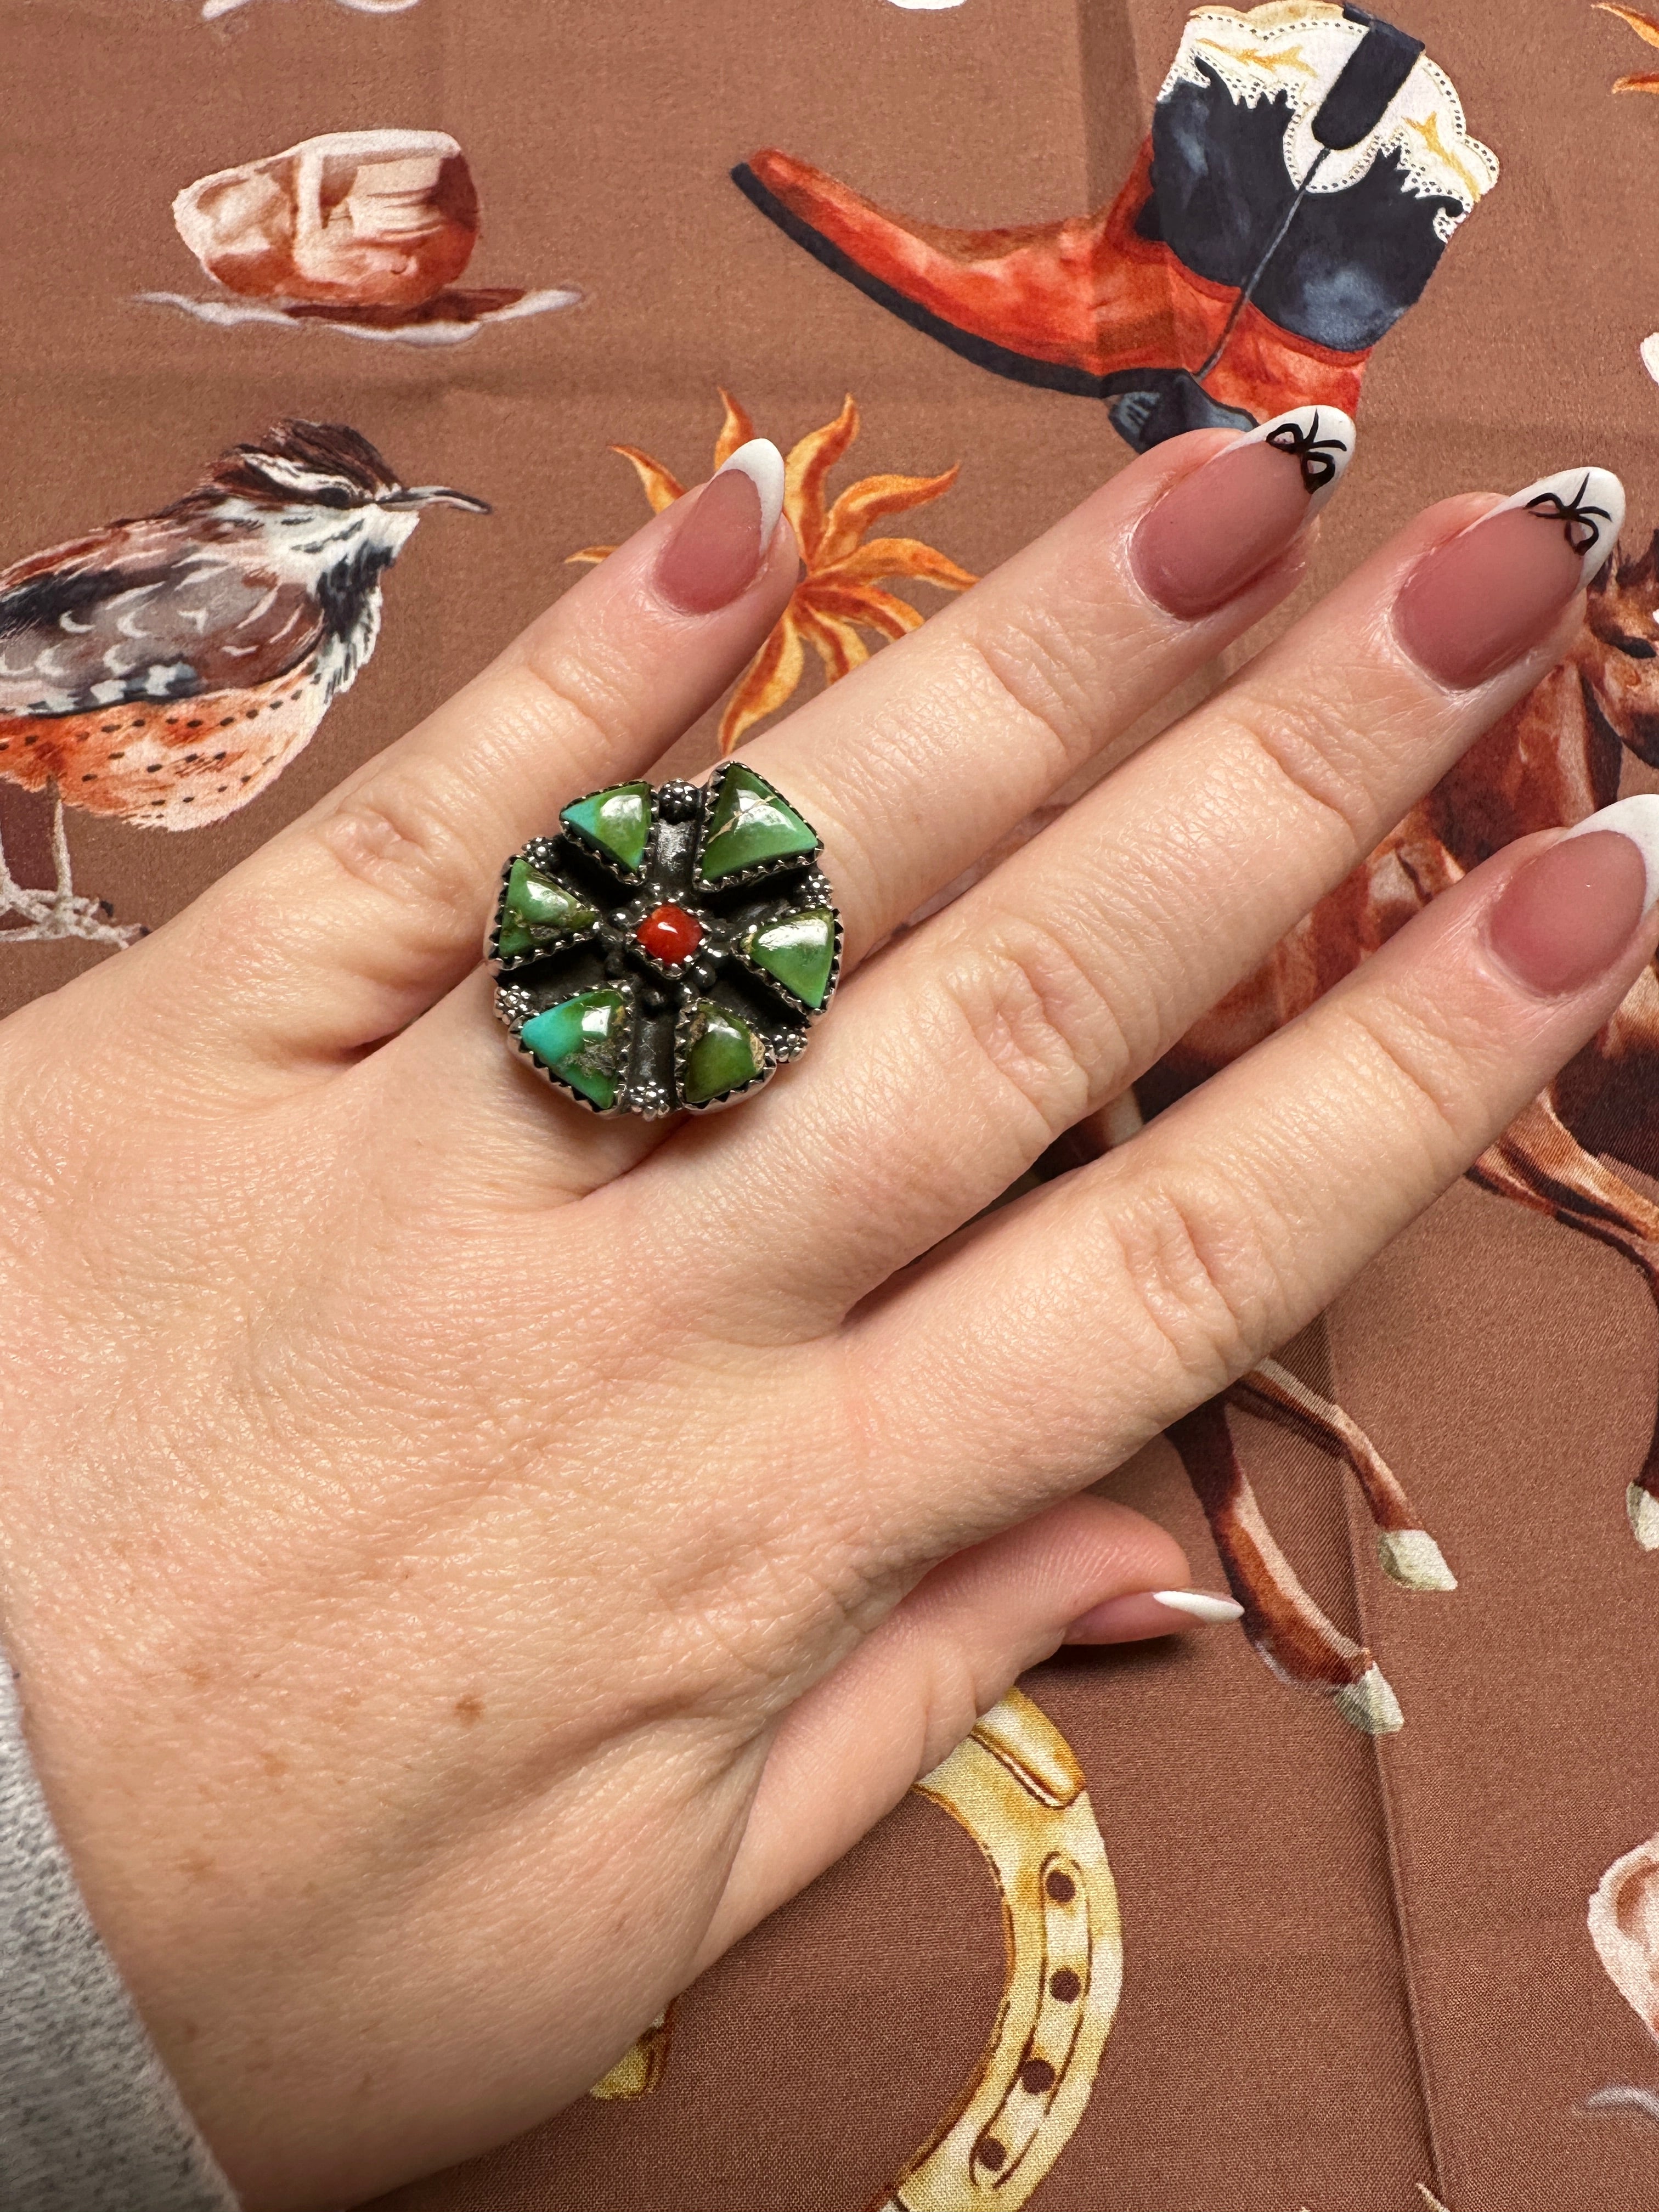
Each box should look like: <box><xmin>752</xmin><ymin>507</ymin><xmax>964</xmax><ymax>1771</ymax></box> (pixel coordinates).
<box><xmin>654</xmin><ymin>438</ymin><xmax>786</xmax><ymax>615</ymax></box>
<box><xmin>1131</xmin><ymin>405</ymin><xmax>1356</xmax><ymax>620</ymax></box>
<box><xmin>1395</xmin><ymin>467</ymin><xmax>1626</xmax><ymax>689</ymax></box>
<box><xmin>1489</xmin><ymin>796</ymin><xmax>1659</xmax><ymax>997</ymax></box>
<box><xmin>1064</xmin><ymin>1588</ymin><xmax>1243</xmax><ymax>1642</ymax></box>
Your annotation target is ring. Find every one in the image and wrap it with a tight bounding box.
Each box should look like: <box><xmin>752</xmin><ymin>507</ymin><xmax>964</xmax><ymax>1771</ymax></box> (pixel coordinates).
<box><xmin>487</xmin><ymin>763</ymin><xmax>843</xmax><ymax>1116</ymax></box>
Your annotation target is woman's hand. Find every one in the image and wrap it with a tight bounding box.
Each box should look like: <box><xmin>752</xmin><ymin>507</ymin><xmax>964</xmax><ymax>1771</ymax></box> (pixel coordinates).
<box><xmin>0</xmin><ymin>421</ymin><xmax>1644</xmax><ymax>2209</ymax></box>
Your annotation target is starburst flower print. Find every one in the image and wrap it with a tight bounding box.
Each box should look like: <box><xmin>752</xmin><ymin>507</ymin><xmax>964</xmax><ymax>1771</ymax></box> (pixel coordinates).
<box><xmin>1595</xmin><ymin>1</ymin><xmax>1659</xmax><ymax>89</ymax></box>
<box><xmin>569</xmin><ymin>390</ymin><xmax>976</xmax><ymax>752</ymax></box>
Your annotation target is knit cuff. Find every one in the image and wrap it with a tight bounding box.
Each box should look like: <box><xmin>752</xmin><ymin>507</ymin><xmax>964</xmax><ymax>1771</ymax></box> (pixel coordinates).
<box><xmin>0</xmin><ymin>1656</ymin><xmax>239</xmax><ymax>2210</ymax></box>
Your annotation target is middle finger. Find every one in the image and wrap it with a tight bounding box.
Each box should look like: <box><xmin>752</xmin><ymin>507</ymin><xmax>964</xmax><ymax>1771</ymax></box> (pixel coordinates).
<box><xmin>665</xmin><ymin>463</ymin><xmax>1623</xmax><ymax>1327</ymax></box>
<box><xmin>391</xmin><ymin>410</ymin><xmax>1345</xmax><ymax>1195</ymax></box>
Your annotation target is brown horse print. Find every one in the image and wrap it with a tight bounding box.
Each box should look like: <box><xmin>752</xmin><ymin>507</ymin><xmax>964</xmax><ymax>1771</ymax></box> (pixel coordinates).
<box><xmin>1588</xmin><ymin>1824</ymin><xmax>1659</xmax><ymax>2125</ymax></box>
<box><xmin>1139</xmin><ymin>531</ymin><xmax>1659</xmax><ymax>1730</ymax></box>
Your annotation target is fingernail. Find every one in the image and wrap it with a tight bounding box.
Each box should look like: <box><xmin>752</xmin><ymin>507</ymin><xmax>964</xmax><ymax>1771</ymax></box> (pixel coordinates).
<box><xmin>1132</xmin><ymin>405</ymin><xmax>1356</xmax><ymax>619</ymax></box>
<box><xmin>1063</xmin><ymin>1588</ymin><xmax>1244</xmax><ymax>1643</ymax></box>
<box><xmin>655</xmin><ymin>438</ymin><xmax>786</xmax><ymax>615</ymax></box>
<box><xmin>1488</xmin><ymin>794</ymin><xmax>1659</xmax><ymax>997</ymax></box>
<box><xmin>1396</xmin><ymin>467</ymin><xmax>1626</xmax><ymax>689</ymax></box>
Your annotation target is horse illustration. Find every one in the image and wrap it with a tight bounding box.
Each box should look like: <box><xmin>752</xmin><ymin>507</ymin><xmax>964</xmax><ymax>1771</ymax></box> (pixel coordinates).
<box><xmin>1141</xmin><ymin>532</ymin><xmax>1659</xmax><ymax>1729</ymax></box>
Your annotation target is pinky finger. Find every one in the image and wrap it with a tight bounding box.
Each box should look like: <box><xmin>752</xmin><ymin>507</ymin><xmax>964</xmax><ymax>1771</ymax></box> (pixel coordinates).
<box><xmin>855</xmin><ymin>798</ymin><xmax>1659</xmax><ymax>1558</ymax></box>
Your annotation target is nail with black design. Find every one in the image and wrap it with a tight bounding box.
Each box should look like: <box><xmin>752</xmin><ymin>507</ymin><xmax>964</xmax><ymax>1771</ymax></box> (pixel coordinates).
<box><xmin>1396</xmin><ymin>465</ymin><xmax>1627</xmax><ymax>689</ymax></box>
<box><xmin>1133</xmin><ymin>403</ymin><xmax>1358</xmax><ymax>619</ymax></box>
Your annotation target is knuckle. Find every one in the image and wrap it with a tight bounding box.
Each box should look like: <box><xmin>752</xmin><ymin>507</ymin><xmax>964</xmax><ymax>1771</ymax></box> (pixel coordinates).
<box><xmin>1331</xmin><ymin>999</ymin><xmax>1471</xmax><ymax>1166</ymax></box>
<box><xmin>1213</xmin><ymin>681</ymin><xmax>1385</xmax><ymax>859</ymax></box>
<box><xmin>942</xmin><ymin>917</ymin><xmax>1131</xmax><ymax>1141</ymax></box>
<box><xmin>500</xmin><ymin>643</ymin><xmax>629</xmax><ymax>768</ymax></box>
<box><xmin>957</xmin><ymin>605</ymin><xmax>1105</xmax><ymax>781</ymax></box>
<box><xmin>1106</xmin><ymin>1170</ymin><xmax>1285</xmax><ymax>1399</ymax></box>
<box><xmin>312</xmin><ymin>765</ymin><xmax>489</xmax><ymax>950</ymax></box>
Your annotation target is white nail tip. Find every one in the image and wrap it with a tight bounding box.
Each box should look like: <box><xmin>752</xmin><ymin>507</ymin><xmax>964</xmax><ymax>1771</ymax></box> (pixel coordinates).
<box><xmin>716</xmin><ymin>438</ymin><xmax>786</xmax><ymax>547</ymax></box>
<box><xmin>1238</xmin><ymin>404</ymin><xmax>1357</xmax><ymax>517</ymax></box>
<box><xmin>1496</xmin><ymin>466</ymin><xmax>1626</xmax><ymax>586</ymax></box>
<box><xmin>1559</xmin><ymin>792</ymin><xmax>1659</xmax><ymax>913</ymax></box>
<box><xmin>1149</xmin><ymin>1588</ymin><xmax>1244</xmax><ymax>1624</ymax></box>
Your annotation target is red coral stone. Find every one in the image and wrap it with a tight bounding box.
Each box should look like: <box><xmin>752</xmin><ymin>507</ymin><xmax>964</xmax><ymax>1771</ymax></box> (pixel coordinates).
<box><xmin>635</xmin><ymin>902</ymin><xmax>703</xmax><ymax>964</ymax></box>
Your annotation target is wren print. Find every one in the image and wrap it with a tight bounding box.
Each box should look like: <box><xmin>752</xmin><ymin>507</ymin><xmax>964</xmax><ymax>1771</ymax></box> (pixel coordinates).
<box><xmin>145</xmin><ymin>132</ymin><xmax>583</xmax><ymax>348</ymax></box>
<box><xmin>734</xmin><ymin>1</ymin><xmax>1497</xmax><ymax>448</ymax></box>
<box><xmin>0</xmin><ymin>421</ymin><xmax>487</xmax><ymax>943</ymax></box>
<box><xmin>570</xmin><ymin>391</ymin><xmax>975</xmax><ymax>752</ymax></box>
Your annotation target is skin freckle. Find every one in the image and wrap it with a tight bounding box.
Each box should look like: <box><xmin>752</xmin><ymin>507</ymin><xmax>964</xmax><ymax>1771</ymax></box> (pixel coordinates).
<box><xmin>453</xmin><ymin>1694</ymin><xmax>484</xmax><ymax>1725</ymax></box>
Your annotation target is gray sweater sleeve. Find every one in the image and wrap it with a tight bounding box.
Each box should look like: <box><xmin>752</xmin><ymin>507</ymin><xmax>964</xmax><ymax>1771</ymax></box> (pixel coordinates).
<box><xmin>0</xmin><ymin>1660</ymin><xmax>239</xmax><ymax>2211</ymax></box>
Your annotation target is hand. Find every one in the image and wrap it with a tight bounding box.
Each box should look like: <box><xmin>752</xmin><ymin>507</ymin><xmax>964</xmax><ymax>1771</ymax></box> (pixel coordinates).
<box><xmin>0</xmin><ymin>423</ymin><xmax>1645</xmax><ymax>2209</ymax></box>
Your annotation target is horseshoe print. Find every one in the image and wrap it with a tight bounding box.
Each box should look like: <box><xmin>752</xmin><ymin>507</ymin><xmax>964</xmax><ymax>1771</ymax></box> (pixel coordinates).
<box><xmin>590</xmin><ymin>1690</ymin><xmax>1122</xmax><ymax>2212</ymax></box>
<box><xmin>878</xmin><ymin>1689</ymin><xmax>1121</xmax><ymax>2210</ymax></box>
<box><xmin>586</xmin><ymin>2008</ymin><xmax>674</xmax><ymax>2101</ymax></box>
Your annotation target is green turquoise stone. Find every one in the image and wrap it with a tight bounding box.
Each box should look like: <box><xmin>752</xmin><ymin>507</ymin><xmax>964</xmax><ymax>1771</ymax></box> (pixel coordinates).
<box><xmin>495</xmin><ymin>859</ymin><xmax>599</xmax><ymax>960</ymax></box>
<box><xmin>560</xmin><ymin>782</ymin><xmax>652</xmax><ymax>874</ymax></box>
<box><xmin>742</xmin><ymin>906</ymin><xmax>836</xmax><ymax>1009</ymax></box>
<box><xmin>520</xmin><ymin>989</ymin><xmax>629</xmax><ymax>1109</ymax></box>
<box><xmin>697</xmin><ymin>764</ymin><xmax>818</xmax><ymax>884</ymax></box>
<box><xmin>681</xmin><ymin>1000</ymin><xmax>763</xmax><ymax>1105</ymax></box>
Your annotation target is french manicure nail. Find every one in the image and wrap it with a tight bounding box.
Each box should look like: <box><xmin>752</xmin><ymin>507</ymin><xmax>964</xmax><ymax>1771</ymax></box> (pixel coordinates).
<box><xmin>1149</xmin><ymin>1587</ymin><xmax>1245</xmax><ymax>1622</ymax></box>
<box><xmin>1132</xmin><ymin>404</ymin><xmax>1356</xmax><ymax>620</ymax></box>
<box><xmin>1396</xmin><ymin>467</ymin><xmax>1626</xmax><ymax>690</ymax></box>
<box><xmin>1063</xmin><ymin>1587</ymin><xmax>1244</xmax><ymax>1643</ymax></box>
<box><xmin>1488</xmin><ymin>794</ymin><xmax>1659</xmax><ymax>997</ymax></box>
<box><xmin>655</xmin><ymin>437</ymin><xmax>786</xmax><ymax>615</ymax></box>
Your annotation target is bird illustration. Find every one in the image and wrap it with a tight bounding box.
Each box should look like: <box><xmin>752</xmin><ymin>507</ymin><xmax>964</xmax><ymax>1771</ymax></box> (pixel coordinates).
<box><xmin>0</xmin><ymin>417</ymin><xmax>488</xmax><ymax>943</ymax></box>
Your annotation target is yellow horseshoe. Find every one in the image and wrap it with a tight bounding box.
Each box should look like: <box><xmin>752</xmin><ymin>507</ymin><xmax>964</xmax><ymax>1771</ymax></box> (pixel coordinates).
<box><xmin>590</xmin><ymin>1690</ymin><xmax>1122</xmax><ymax>2211</ymax></box>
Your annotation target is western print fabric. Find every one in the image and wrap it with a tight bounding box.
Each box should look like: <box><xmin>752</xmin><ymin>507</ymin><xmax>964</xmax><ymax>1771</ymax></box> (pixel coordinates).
<box><xmin>2</xmin><ymin>3</ymin><xmax>1658</xmax><ymax>2208</ymax></box>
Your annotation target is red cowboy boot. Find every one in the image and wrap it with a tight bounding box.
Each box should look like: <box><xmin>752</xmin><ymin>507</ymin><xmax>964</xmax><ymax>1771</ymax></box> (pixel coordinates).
<box><xmin>735</xmin><ymin>2</ymin><xmax>1496</xmax><ymax>450</ymax></box>
<box><xmin>734</xmin><ymin>141</ymin><xmax>1243</xmax><ymax>416</ymax></box>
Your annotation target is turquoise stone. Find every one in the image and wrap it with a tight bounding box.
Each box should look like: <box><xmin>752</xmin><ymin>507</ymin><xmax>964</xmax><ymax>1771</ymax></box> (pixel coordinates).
<box><xmin>495</xmin><ymin>859</ymin><xmax>599</xmax><ymax>960</ymax></box>
<box><xmin>520</xmin><ymin>989</ymin><xmax>629</xmax><ymax>1109</ymax></box>
<box><xmin>742</xmin><ymin>906</ymin><xmax>836</xmax><ymax>1008</ymax></box>
<box><xmin>697</xmin><ymin>764</ymin><xmax>818</xmax><ymax>884</ymax></box>
<box><xmin>681</xmin><ymin>1000</ymin><xmax>763</xmax><ymax>1105</ymax></box>
<box><xmin>560</xmin><ymin>782</ymin><xmax>652</xmax><ymax>874</ymax></box>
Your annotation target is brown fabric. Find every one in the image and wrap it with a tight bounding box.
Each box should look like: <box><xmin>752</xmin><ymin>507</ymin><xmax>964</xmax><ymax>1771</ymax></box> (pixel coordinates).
<box><xmin>6</xmin><ymin>3</ymin><xmax>1659</xmax><ymax>2208</ymax></box>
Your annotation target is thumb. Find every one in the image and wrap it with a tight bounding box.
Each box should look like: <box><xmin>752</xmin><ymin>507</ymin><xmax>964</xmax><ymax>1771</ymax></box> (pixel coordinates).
<box><xmin>696</xmin><ymin>1494</ymin><xmax>1234</xmax><ymax>1966</ymax></box>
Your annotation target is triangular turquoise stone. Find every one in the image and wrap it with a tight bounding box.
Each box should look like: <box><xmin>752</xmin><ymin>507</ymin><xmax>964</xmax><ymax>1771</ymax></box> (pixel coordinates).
<box><xmin>520</xmin><ymin>989</ymin><xmax>629</xmax><ymax>1109</ymax></box>
<box><xmin>697</xmin><ymin>764</ymin><xmax>818</xmax><ymax>884</ymax></box>
<box><xmin>495</xmin><ymin>858</ymin><xmax>599</xmax><ymax>960</ymax></box>
<box><xmin>561</xmin><ymin>782</ymin><xmax>652</xmax><ymax>874</ymax></box>
<box><xmin>742</xmin><ymin>906</ymin><xmax>836</xmax><ymax>1009</ymax></box>
<box><xmin>681</xmin><ymin>999</ymin><xmax>763</xmax><ymax>1106</ymax></box>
